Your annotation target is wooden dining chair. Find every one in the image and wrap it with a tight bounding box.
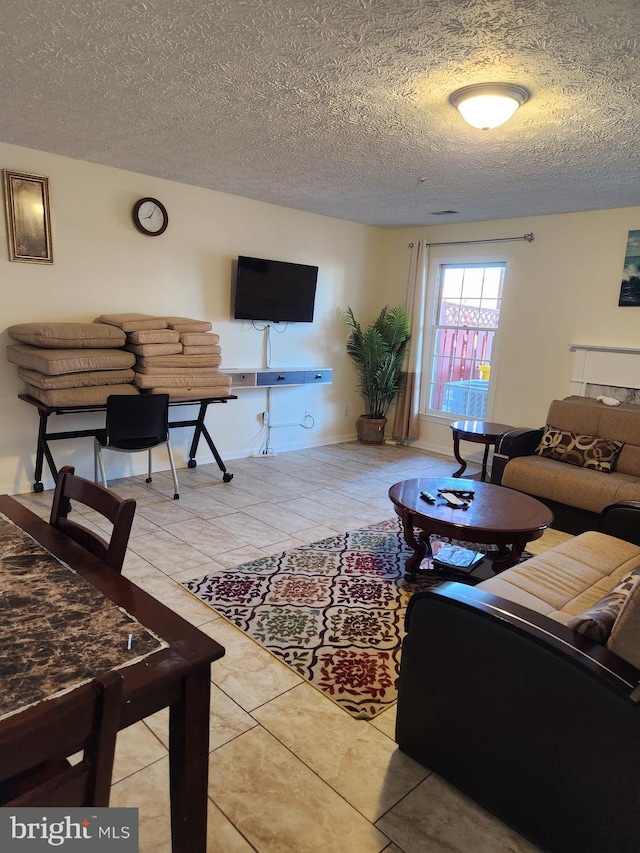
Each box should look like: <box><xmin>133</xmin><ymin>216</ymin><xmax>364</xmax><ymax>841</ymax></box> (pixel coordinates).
<box><xmin>0</xmin><ymin>671</ymin><xmax>123</xmax><ymax>807</ymax></box>
<box><xmin>50</xmin><ymin>465</ymin><xmax>136</xmax><ymax>573</ymax></box>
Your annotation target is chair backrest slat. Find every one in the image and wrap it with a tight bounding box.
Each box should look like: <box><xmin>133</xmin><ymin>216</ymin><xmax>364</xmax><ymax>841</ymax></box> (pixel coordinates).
<box><xmin>0</xmin><ymin>671</ymin><xmax>123</xmax><ymax>807</ymax></box>
<box><xmin>50</xmin><ymin>465</ymin><xmax>136</xmax><ymax>573</ymax></box>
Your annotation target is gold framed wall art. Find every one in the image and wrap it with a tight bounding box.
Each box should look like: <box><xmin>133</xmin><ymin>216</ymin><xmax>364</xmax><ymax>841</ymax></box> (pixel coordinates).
<box><xmin>3</xmin><ymin>170</ymin><xmax>53</xmax><ymax>264</ymax></box>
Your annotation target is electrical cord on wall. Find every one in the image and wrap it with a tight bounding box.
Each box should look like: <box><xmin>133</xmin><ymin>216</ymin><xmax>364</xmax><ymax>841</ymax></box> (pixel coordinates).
<box><xmin>257</xmin><ymin>422</ymin><xmax>276</xmax><ymax>456</ymax></box>
<box><xmin>251</xmin><ymin>321</ymin><xmax>287</xmax><ymax>368</ymax></box>
<box><xmin>256</xmin><ymin>412</ymin><xmax>315</xmax><ymax>457</ymax></box>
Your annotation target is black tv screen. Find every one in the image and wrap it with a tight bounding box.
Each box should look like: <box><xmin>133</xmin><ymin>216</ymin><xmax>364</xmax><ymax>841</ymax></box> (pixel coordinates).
<box><xmin>233</xmin><ymin>256</ymin><xmax>318</xmax><ymax>323</ymax></box>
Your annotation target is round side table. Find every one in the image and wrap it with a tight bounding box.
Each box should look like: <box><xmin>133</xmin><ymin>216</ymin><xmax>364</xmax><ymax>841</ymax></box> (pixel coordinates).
<box><xmin>450</xmin><ymin>420</ymin><xmax>515</xmax><ymax>482</ymax></box>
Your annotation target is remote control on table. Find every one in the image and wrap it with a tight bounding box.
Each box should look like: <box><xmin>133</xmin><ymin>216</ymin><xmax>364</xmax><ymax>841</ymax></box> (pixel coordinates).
<box><xmin>420</xmin><ymin>491</ymin><xmax>436</xmax><ymax>503</ymax></box>
<box><xmin>439</xmin><ymin>491</ymin><xmax>468</xmax><ymax>507</ymax></box>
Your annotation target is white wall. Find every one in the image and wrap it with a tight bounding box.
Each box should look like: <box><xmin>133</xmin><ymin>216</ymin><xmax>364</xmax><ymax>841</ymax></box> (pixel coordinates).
<box><xmin>379</xmin><ymin>207</ymin><xmax>640</xmax><ymax>455</ymax></box>
<box><xmin>0</xmin><ymin>142</ymin><xmax>385</xmax><ymax>494</ymax></box>
<box><xmin>5</xmin><ymin>140</ymin><xmax>638</xmax><ymax>492</ymax></box>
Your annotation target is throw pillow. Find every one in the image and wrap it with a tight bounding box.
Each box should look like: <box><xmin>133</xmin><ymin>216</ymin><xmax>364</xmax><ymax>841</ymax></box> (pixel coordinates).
<box><xmin>567</xmin><ymin>568</ymin><xmax>640</xmax><ymax>642</ymax></box>
<box><xmin>535</xmin><ymin>426</ymin><xmax>624</xmax><ymax>473</ymax></box>
<box><xmin>607</xmin><ymin>579</ymin><xmax>640</xmax><ymax>669</ymax></box>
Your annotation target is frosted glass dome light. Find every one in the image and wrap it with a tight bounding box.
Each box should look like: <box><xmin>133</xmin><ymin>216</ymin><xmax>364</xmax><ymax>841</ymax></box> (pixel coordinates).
<box><xmin>450</xmin><ymin>83</ymin><xmax>530</xmax><ymax>130</ymax></box>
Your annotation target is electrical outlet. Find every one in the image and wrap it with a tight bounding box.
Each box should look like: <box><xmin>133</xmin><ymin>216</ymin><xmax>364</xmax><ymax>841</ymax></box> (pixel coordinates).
<box><xmin>262</xmin><ymin>411</ymin><xmax>269</xmax><ymax>423</ymax></box>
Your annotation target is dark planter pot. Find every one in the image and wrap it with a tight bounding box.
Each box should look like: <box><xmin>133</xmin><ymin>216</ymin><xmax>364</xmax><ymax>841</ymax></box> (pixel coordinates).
<box><xmin>356</xmin><ymin>415</ymin><xmax>387</xmax><ymax>444</ymax></box>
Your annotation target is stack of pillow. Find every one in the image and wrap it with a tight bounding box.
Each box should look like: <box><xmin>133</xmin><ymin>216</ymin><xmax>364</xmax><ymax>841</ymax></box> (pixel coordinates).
<box><xmin>6</xmin><ymin>322</ymin><xmax>138</xmax><ymax>406</ymax></box>
<box><xmin>96</xmin><ymin>313</ymin><xmax>232</xmax><ymax>400</ymax></box>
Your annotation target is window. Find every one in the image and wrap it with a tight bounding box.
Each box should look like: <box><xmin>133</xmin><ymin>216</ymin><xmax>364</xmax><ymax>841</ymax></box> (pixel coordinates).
<box><xmin>426</xmin><ymin>262</ymin><xmax>505</xmax><ymax>419</ymax></box>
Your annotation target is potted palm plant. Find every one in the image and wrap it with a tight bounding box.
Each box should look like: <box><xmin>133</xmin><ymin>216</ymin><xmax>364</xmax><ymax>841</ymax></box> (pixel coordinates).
<box><xmin>344</xmin><ymin>304</ymin><xmax>411</xmax><ymax>444</ymax></box>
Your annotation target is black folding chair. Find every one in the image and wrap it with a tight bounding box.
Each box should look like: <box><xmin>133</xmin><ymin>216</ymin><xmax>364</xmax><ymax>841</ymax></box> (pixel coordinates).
<box><xmin>94</xmin><ymin>394</ymin><xmax>180</xmax><ymax>500</ymax></box>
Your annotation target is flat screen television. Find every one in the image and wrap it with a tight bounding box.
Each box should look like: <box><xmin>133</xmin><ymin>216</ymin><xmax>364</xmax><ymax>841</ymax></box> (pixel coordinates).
<box><xmin>233</xmin><ymin>255</ymin><xmax>318</xmax><ymax>323</ymax></box>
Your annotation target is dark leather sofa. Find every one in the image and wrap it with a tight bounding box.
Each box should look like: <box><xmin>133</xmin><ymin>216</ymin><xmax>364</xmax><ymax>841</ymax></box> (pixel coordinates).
<box><xmin>395</xmin><ymin>502</ymin><xmax>640</xmax><ymax>853</ymax></box>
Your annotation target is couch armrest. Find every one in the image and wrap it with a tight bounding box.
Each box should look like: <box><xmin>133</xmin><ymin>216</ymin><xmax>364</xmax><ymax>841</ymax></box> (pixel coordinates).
<box><xmin>490</xmin><ymin>427</ymin><xmax>543</xmax><ymax>484</ymax></box>
<box><xmin>403</xmin><ymin>582</ymin><xmax>639</xmax><ymax>695</ymax></box>
<box><xmin>495</xmin><ymin>426</ymin><xmax>543</xmax><ymax>458</ymax></box>
<box><xmin>599</xmin><ymin>501</ymin><xmax>640</xmax><ymax>546</ymax></box>
<box><xmin>397</xmin><ymin>582</ymin><xmax>640</xmax><ymax>853</ymax></box>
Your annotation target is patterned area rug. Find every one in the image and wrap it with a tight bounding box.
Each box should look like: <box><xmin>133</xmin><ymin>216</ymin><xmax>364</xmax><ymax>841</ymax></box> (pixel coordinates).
<box><xmin>182</xmin><ymin>518</ymin><xmax>501</xmax><ymax>719</ymax></box>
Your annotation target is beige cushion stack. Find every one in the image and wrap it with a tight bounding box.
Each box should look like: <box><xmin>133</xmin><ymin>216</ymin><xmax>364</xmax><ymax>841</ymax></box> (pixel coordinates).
<box><xmin>96</xmin><ymin>314</ymin><xmax>232</xmax><ymax>401</ymax></box>
<box><xmin>7</xmin><ymin>323</ymin><xmax>138</xmax><ymax>406</ymax></box>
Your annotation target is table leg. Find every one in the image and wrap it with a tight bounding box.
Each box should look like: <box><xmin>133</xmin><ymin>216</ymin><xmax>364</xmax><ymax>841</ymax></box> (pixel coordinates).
<box><xmin>400</xmin><ymin>512</ymin><xmax>430</xmax><ymax>579</ymax></box>
<box><xmin>168</xmin><ymin>666</ymin><xmax>211</xmax><ymax>853</ymax></box>
<box><xmin>493</xmin><ymin>537</ymin><xmax>527</xmax><ymax>573</ymax></box>
<box><xmin>451</xmin><ymin>431</ymin><xmax>467</xmax><ymax>478</ymax></box>
<box><xmin>34</xmin><ymin>410</ymin><xmax>48</xmax><ymax>491</ymax></box>
<box><xmin>185</xmin><ymin>402</ymin><xmax>233</xmax><ymax>481</ymax></box>
<box><xmin>480</xmin><ymin>442</ymin><xmax>491</xmax><ymax>482</ymax></box>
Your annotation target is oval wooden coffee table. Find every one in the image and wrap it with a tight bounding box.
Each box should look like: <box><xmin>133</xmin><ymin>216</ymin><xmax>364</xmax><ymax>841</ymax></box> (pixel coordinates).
<box><xmin>388</xmin><ymin>477</ymin><xmax>553</xmax><ymax>581</ymax></box>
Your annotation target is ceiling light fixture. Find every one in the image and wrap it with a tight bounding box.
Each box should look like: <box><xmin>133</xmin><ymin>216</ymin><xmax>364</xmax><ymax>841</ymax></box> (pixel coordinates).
<box><xmin>449</xmin><ymin>83</ymin><xmax>529</xmax><ymax>130</ymax></box>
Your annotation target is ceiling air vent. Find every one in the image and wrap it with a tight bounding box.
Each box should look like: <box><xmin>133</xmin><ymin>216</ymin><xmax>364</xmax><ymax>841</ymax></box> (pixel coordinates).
<box><xmin>430</xmin><ymin>210</ymin><xmax>459</xmax><ymax>215</ymax></box>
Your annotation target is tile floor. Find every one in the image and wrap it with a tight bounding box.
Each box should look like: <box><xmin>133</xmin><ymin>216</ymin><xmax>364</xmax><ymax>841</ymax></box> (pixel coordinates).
<box><xmin>15</xmin><ymin>442</ymin><xmax>571</xmax><ymax>853</ymax></box>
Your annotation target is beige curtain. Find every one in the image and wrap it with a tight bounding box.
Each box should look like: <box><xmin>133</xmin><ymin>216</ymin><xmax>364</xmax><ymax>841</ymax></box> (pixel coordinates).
<box><xmin>392</xmin><ymin>240</ymin><xmax>429</xmax><ymax>442</ymax></box>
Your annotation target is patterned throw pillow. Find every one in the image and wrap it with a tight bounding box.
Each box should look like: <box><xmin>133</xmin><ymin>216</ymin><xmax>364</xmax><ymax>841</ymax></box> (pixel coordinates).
<box><xmin>607</xmin><ymin>580</ymin><xmax>640</xmax><ymax>668</ymax></box>
<box><xmin>567</xmin><ymin>568</ymin><xmax>640</xmax><ymax>642</ymax></box>
<box><xmin>535</xmin><ymin>427</ymin><xmax>624</xmax><ymax>473</ymax></box>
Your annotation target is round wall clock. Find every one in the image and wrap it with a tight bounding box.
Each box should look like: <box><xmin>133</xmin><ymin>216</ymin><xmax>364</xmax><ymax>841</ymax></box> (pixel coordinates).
<box><xmin>132</xmin><ymin>197</ymin><xmax>168</xmax><ymax>236</ymax></box>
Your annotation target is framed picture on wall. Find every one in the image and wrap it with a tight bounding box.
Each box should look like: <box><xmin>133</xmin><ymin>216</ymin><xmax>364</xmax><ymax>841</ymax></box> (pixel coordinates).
<box><xmin>619</xmin><ymin>229</ymin><xmax>640</xmax><ymax>306</ymax></box>
<box><xmin>2</xmin><ymin>170</ymin><xmax>53</xmax><ymax>264</ymax></box>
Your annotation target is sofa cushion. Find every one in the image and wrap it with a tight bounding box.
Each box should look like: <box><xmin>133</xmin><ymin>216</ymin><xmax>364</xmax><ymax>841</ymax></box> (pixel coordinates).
<box><xmin>135</xmin><ymin>364</ymin><xmax>224</xmax><ymax>375</ymax></box>
<box><xmin>501</xmin><ymin>456</ymin><xmax>640</xmax><ymax>514</ymax></box>
<box><xmin>97</xmin><ymin>313</ymin><xmax>167</xmax><ymax>331</ymax></box>
<box><xmin>607</xmin><ymin>580</ymin><xmax>640</xmax><ymax>668</ymax></box>
<box><xmin>24</xmin><ymin>383</ymin><xmax>138</xmax><ymax>407</ymax></box>
<box><xmin>126</xmin><ymin>329</ymin><xmax>180</xmax><ymax>344</ymax></box>
<box><xmin>544</xmin><ymin>397</ymin><xmax>640</xmax><ymax>478</ymax></box>
<box><xmin>135</xmin><ymin>354</ymin><xmax>222</xmax><ymax>369</ymax></box>
<box><xmin>125</xmin><ymin>342</ymin><xmax>183</xmax><ymax>357</ymax></box>
<box><xmin>8</xmin><ymin>322</ymin><xmax>126</xmax><ymax>348</ymax></box>
<box><xmin>478</xmin><ymin>531</ymin><xmax>640</xmax><ymax>621</ymax></box>
<box><xmin>140</xmin><ymin>386</ymin><xmax>231</xmax><ymax>400</ymax></box>
<box><xmin>178</xmin><ymin>333</ymin><xmax>219</xmax><ymax>346</ymax></box>
<box><xmin>7</xmin><ymin>344</ymin><xmax>136</xmax><ymax>375</ymax></box>
<box><xmin>182</xmin><ymin>345</ymin><xmax>221</xmax><ymax>355</ymax></box>
<box><xmin>535</xmin><ymin>427</ymin><xmax>623</xmax><ymax>472</ymax></box>
<box><xmin>134</xmin><ymin>372</ymin><xmax>231</xmax><ymax>389</ymax></box>
<box><xmin>566</xmin><ymin>568</ymin><xmax>640</xmax><ymax>641</ymax></box>
<box><xmin>546</xmin><ymin>397</ymin><xmax>604</xmax><ymax>435</ymax></box>
<box><xmin>17</xmin><ymin>367</ymin><xmax>135</xmax><ymax>390</ymax></box>
<box><xmin>164</xmin><ymin>317</ymin><xmax>212</xmax><ymax>332</ymax></box>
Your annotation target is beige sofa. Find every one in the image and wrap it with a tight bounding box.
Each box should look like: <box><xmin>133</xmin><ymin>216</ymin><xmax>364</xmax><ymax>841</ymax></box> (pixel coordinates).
<box><xmin>396</xmin><ymin>505</ymin><xmax>640</xmax><ymax>853</ymax></box>
<box><xmin>479</xmin><ymin>527</ymin><xmax>640</xmax><ymax>642</ymax></box>
<box><xmin>491</xmin><ymin>395</ymin><xmax>640</xmax><ymax>532</ymax></box>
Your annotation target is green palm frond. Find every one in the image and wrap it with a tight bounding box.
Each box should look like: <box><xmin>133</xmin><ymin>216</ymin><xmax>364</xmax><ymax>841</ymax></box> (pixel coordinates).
<box><xmin>344</xmin><ymin>305</ymin><xmax>411</xmax><ymax>419</ymax></box>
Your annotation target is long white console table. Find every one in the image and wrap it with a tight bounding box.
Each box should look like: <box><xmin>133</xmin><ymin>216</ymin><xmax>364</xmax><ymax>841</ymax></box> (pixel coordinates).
<box><xmin>225</xmin><ymin>367</ymin><xmax>332</xmax><ymax>388</ymax></box>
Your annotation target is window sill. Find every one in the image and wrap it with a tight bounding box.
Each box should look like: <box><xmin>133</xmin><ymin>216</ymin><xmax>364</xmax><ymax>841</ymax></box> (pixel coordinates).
<box><xmin>419</xmin><ymin>411</ymin><xmax>496</xmax><ymax>426</ymax></box>
<box><xmin>419</xmin><ymin>411</ymin><xmax>458</xmax><ymax>426</ymax></box>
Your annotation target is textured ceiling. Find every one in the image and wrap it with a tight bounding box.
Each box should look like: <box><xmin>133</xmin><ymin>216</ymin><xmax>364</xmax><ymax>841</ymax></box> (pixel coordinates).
<box><xmin>1</xmin><ymin>0</ymin><xmax>640</xmax><ymax>227</ymax></box>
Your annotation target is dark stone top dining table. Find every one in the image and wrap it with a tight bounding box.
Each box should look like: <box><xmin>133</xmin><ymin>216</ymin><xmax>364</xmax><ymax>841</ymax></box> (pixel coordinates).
<box><xmin>0</xmin><ymin>511</ymin><xmax>165</xmax><ymax>720</ymax></box>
